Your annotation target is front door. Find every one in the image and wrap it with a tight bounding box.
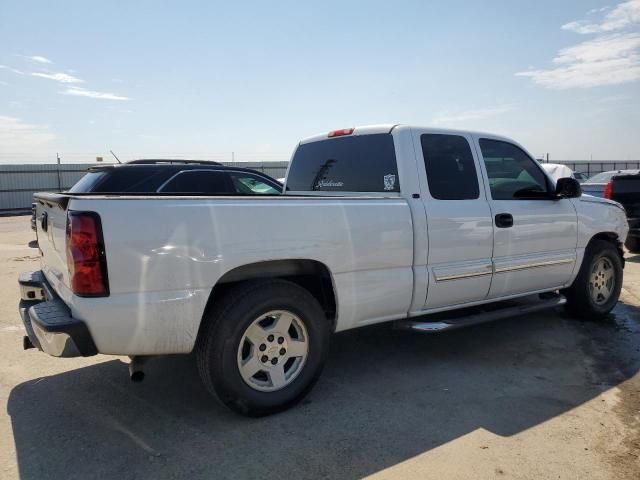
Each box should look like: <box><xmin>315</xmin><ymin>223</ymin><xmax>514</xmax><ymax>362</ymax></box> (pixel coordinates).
<box><xmin>412</xmin><ymin>130</ymin><xmax>494</xmax><ymax>309</ymax></box>
<box><xmin>473</xmin><ymin>136</ymin><xmax>578</xmax><ymax>298</ymax></box>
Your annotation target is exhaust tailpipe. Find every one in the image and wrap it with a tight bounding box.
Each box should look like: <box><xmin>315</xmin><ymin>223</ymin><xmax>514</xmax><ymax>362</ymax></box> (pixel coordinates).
<box><xmin>128</xmin><ymin>356</ymin><xmax>147</xmax><ymax>382</ymax></box>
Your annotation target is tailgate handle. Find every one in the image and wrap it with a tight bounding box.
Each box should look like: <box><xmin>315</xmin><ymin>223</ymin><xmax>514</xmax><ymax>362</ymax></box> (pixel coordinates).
<box><xmin>40</xmin><ymin>211</ymin><xmax>48</xmax><ymax>232</ymax></box>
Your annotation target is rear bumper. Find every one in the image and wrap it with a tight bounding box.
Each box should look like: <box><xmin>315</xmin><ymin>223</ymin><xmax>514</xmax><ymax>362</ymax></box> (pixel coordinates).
<box><xmin>18</xmin><ymin>271</ymin><xmax>97</xmax><ymax>357</ymax></box>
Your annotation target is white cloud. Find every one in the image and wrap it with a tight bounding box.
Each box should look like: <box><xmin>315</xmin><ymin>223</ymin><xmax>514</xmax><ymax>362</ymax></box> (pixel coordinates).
<box><xmin>517</xmin><ymin>1</ymin><xmax>640</xmax><ymax>89</ymax></box>
<box><xmin>27</xmin><ymin>55</ymin><xmax>52</xmax><ymax>64</ymax></box>
<box><xmin>516</xmin><ymin>33</ymin><xmax>640</xmax><ymax>88</ymax></box>
<box><xmin>432</xmin><ymin>104</ymin><xmax>514</xmax><ymax>125</ymax></box>
<box><xmin>588</xmin><ymin>6</ymin><xmax>611</xmax><ymax>15</ymax></box>
<box><xmin>562</xmin><ymin>0</ymin><xmax>640</xmax><ymax>34</ymax></box>
<box><xmin>31</xmin><ymin>72</ymin><xmax>84</xmax><ymax>84</ymax></box>
<box><xmin>0</xmin><ymin>64</ymin><xmax>25</xmax><ymax>75</ymax></box>
<box><xmin>0</xmin><ymin>115</ymin><xmax>55</xmax><ymax>150</ymax></box>
<box><xmin>61</xmin><ymin>86</ymin><xmax>130</xmax><ymax>101</ymax></box>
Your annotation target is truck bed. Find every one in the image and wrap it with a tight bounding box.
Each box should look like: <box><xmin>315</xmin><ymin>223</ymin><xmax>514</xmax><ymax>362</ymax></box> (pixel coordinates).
<box><xmin>33</xmin><ymin>192</ymin><xmax>415</xmax><ymax>355</ymax></box>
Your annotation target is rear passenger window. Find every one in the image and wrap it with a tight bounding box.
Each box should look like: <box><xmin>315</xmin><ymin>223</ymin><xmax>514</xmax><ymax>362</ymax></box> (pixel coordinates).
<box><xmin>421</xmin><ymin>134</ymin><xmax>479</xmax><ymax>200</ymax></box>
<box><xmin>160</xmin><ymin>170</ymin><xmax>231</xmax><ymax>193</ymax></box>
<box><xmin>286</xmin><ymin>134</ymin><xmax>400</xmax><ymax>192</ymax></box>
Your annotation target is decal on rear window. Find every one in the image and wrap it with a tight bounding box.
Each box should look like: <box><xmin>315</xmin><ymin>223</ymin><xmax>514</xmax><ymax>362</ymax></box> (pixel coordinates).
<box><xmin>383</xmin><ymin>174</ymin><xmax>396</xmax><ymax>191</ymax></box>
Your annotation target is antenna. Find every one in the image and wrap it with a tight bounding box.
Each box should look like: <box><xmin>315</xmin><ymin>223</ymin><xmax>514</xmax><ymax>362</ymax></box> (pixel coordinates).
<box><xmin>110</xmin><ymin>150</ymin><xmax>122</xmax><ymax>164</ymax></box>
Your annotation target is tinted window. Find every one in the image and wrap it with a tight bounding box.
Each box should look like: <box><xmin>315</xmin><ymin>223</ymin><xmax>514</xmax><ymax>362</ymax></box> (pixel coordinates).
<box><xmin>160</xmin><ymin>170</ymin><xmax>231</xmax><ymax>193</ymax></box>
<box><xmin>230</xmin><ymin>173</ymin><xmax>281</xmax><ymax>194</ymax></box>
<box><xmin>287</xmin><ymin>134</ymin><xmax>399</xmax><ymax>192</ymax></box>
<box><xmin>69</xmin><ymin>172</ymin><xmax>107</xmax><ymax>192</ymax></box>
<box><xmin>585</xmin><ymin>171</ymin><xmax>619</xmax><ymax>184</ymax></box>
<box><xmin>69</xmin><ymin>167</ymin><xmax>172</xmax><ymax>193</ymax></box>
<box><xmin>421</xmin><ymin>134</ymin><xmax>479</xmax><ymax>200</ymax></box>
<box><xmin>479</xmin><ymin>139</ymin><xmax>549</xmax><ymax>200</ymax></box>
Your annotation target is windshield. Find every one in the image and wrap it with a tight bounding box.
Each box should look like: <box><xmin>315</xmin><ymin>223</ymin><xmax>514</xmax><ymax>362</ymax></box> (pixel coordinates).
<box><xmin>585</xmin><ymin>171</ymin><xmax>618</xmax><ymax>184</ymax></box>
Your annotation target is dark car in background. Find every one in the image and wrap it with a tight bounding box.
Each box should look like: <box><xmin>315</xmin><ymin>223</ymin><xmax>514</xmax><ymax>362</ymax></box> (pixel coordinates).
<box><xmin>582</xmin><ymin>169</ymin><xmax>640</xmax><ymax>252</ymax></box>
<box><xmin>69</xmin><ymin>159</ymin><xmax>282</xmax><ymax>195</ymax></box>
<box><xmin>573</xmin><ymin>171</ymin><xmax>590</xmax><ymax>183</ymax></box>
<box><xmin>31</xmin><ymin>159</ymin><xmax>282</xmax><ymax>230</ymax></box>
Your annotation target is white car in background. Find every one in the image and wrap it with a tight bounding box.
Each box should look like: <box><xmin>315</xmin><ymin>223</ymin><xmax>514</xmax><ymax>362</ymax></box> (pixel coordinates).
<box><xmin>540</xmin><ymin>163</ymin><xmax>575</xmax><ymax>184</ymax></box>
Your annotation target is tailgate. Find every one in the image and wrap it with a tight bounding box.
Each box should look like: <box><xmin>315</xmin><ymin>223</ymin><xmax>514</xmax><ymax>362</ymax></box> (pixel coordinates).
<box><xmin>612</xmin><ymin>175</ymin><xmax>640</xmax><ymax>218</ymax></box>
<box><xmin>33</xmin><ymin>193</ymin><xmax>71</xmax><ymax>294</ymax></box>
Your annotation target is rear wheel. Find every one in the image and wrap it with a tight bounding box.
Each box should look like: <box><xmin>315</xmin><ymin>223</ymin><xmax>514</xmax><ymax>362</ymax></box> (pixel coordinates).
<box><xmin>563</xmin><ymin>239</ymin><xmax>623</xmax><ymax>320</ymax></box>
<box><xmin>625</xmin><ymin>236</ymin><xmax>640</xmax><ymax>253</ymax></box>
<box><xmin>196</xmin><ymin>279</ymin><xmax>330</xmax><ymax>416</ymax></box>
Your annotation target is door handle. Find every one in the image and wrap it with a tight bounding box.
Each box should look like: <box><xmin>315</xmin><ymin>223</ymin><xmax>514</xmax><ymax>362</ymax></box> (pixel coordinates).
<box><xmin>495</xmin><ymin>213</ymin><xmax>513</xmax><ymax>228</ymax></box>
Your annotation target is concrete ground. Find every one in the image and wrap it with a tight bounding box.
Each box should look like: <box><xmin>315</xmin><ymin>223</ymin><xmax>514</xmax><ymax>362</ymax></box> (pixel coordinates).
<box><xmin>0</xmin><ymin>214</ymin><xmax>639</xmax><ymax>480</ymax></box>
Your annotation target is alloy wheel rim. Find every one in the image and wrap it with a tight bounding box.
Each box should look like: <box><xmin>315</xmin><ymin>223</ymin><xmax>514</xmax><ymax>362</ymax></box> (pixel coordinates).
<box><xmin>588</xmin><ymin>256</ymin><xmax>615</xmax><ymax>305</ymax></box>
<box><xmin>237</xmin><ymin>310</ymin><xmax>309</xmax><ymax>392</ymax></box>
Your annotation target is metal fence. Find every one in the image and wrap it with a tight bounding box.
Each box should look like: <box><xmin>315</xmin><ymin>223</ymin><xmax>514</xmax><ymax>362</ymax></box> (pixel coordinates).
<box><xmin>552</xmin><ymin>160</ymin><xmax>640</xmax><ymax>176</ymax></box>
<box><xmin>1</xmin><ymin>159</ymin><xmax>639</xmax><ymax>214</ymax></box>
<box><xmin>0</xmin><ymin>161</ymin><xmax>289</xmax><ymax>213</ymax></box>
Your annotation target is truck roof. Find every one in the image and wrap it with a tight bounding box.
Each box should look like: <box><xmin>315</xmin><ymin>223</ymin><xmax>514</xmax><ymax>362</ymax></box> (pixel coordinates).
<box><xmin>299</xmin><ymin>124</ymin><xmax>516</xmax><ymax>145</ymax></box>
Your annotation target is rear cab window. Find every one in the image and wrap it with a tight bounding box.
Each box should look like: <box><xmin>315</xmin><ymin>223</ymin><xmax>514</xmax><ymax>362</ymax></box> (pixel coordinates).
<box><xmin>286</xmin><ymin>134</ymin><xmax>400</xmax><ymax>193</ymax></box>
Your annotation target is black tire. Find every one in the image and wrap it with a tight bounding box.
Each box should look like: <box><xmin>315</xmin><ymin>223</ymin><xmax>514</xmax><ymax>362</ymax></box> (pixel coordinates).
<box><xmin>625</xmin><ymin>236</ymin><xmax>640</xmax><ymax>253</ymax></box>
<box><xmin>563</xmin><ymin>239</ymin><xmax>623</xmax><ymax>320</ymax></box>
<box><xmin>196</xmin><ymin>279</ymin><xmax>330</xmax><ymax>416</ymax></box>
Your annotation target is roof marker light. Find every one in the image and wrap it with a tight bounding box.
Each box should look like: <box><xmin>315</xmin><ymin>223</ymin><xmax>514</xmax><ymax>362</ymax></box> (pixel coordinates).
<box><xmin>328</xmin><ymin>128</ymin><xmax>354</xmax><ymax>138</ymax></box>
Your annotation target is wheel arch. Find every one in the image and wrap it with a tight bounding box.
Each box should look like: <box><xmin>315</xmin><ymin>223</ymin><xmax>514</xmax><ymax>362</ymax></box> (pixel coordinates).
<box><xmin>587</xmin><ymin>232</ymin><xmax>625</xmax><ymax>266</ymax></box>
<box><xmin>199</xmin><ymin>259</ymin><xmax>338</xmax><ymax>338</ymax></box>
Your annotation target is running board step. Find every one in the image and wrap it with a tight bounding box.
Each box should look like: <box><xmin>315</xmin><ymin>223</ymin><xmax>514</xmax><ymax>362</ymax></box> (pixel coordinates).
<box><xmin>398</xmin><ymin>293</ymin><xmax>567</xmax><ymax>333</ymax></box>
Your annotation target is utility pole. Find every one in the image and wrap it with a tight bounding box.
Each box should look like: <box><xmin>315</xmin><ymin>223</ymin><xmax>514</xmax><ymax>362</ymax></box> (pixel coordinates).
<box><xmin>545</xmin><ymin>153</ymin><xmax>549</xmax><ymax>163</ymax></box>
<box><xmin>231</xmin><ymin>151</ymin><xmax>235</xmax><ymax>163</ymax></box>
<box><xmin>56</xmin><ymin>153</ymin><xmax>62</xmax><ymax>192</ymax></box>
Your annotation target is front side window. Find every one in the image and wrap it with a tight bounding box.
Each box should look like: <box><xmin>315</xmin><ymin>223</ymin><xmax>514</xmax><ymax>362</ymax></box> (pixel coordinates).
<box><xmin>479</xmin><ymin>139</ymin><xmax>549</xmax><ymax>200</ymax></box>
<box><xmin>160</xmin><ymin>170</ymin><xmax>231</xmax><ymax>193</ymax></box>
<box><xmin>286</xmin><ymin>134</ymin><xmax>400</xmax><ymax>192</ymax></box>
<box><xmin>421</xmin><ymin>134</ymin><xmax>479</xmax><ymax>200</ymax></box>
<box><xmin>230</xmin><ymin>173</ymin><xmax>281</xmax><ymax>194</ymax></box>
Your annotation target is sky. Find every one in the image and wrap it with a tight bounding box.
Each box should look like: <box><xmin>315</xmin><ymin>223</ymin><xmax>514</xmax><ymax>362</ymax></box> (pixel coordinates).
<box><xmin>0</xmin><ymin>0</ymin><xmax>639</xmax><ymax>164</ymax></box>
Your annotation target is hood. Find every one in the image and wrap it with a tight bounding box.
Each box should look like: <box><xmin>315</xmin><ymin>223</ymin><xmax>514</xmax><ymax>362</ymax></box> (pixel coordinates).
<box><xmin>580</xmin><ymin>194</ymin><xmax>625</xmax><ymax>211</ymax></box>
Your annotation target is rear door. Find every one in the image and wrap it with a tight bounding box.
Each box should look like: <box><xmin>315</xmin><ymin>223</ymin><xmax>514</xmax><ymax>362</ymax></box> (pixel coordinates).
<box><xmin>474</xmin><ymin>136</ymin><xmax>578</xmax><ymax>298</ymax></box>
<box><xmin>412</xmin><ymin>129</ymin><xmax>494</xmax><ymax>309</ymax></box>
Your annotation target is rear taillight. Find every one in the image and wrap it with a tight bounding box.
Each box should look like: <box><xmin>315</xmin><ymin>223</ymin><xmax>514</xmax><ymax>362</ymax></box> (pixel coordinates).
<box><xmin>604</xmin><ymin>180</ymin><xmax>613</xmax><ymax>199</ymax></box>
<box><xmin>328</xmin><ymin>128</ymin><xmax>354</xmax><ymax>137</ymax></box>
<box><xmin>66</xmin><ymin>211</ymin><xmax>109</xmax><ymax>296</ymax></box>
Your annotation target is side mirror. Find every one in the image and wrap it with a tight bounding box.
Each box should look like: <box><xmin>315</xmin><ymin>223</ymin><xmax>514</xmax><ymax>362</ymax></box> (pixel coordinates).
<box><xmin>556</xmin><ymin>177</ymin><xmax>582</xmax><ymax>199</ymax></box>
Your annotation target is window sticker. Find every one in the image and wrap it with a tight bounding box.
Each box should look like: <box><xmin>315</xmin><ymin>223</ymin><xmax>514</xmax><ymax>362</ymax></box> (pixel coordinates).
<box><xmin>383</xmin><ymin>174</ymin><xmax>396</xmax><ymax>191</ymax></box>
<box><xmin>316</xmin><ymin>179</ymin><xmax>344</xmax><ymax>189</ymax></box>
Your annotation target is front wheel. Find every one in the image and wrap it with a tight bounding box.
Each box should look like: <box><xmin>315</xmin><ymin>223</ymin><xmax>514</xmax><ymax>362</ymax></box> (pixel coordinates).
<box><xmin>563</xmin><ymin>239</ymin><xmax>623</xmax><ymax>320</ymax></box>
<box><xmin>196</xmin><ymin>279</ymin><xmax>330</xmax><ymax>416</ymax></box>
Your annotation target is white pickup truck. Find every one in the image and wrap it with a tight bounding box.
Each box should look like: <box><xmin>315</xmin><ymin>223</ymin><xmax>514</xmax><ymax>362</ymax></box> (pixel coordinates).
<box><xmin>20</xmin><ymin>125</ymin><xmax>629</xmax><ymax>416</ymax></box>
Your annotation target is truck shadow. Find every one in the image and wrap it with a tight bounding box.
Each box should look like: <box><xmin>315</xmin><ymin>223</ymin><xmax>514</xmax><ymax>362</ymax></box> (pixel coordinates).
<box><xmin>7</xmin><ymin>302</ymin><xmax>640</xmax><ymax>480</ymax></box>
